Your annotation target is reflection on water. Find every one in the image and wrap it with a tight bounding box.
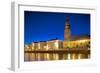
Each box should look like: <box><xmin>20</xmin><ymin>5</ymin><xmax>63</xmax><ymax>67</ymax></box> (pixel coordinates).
<box><xmin>24</xmin><ymin>53</ymin><xmax>90</xmax><ymax>61</ymax></box>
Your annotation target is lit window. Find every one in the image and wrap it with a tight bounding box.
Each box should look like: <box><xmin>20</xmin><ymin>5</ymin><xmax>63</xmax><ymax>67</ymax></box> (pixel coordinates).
<box><xmin>54</xmin><ymin>41</ymin><xmax>58</xmax><ymax>48</ymax></box>
<box><xmin>38</xmin><ymin>43</ymin><xmax>40</xmax><ymax>49</ymax></box>
<box><xmin>46</xmin><ymin>45</ymin><xmax>49</xmax><ymax>50</ymax></box>
<box><xmin>32</xmin><ymin>43</ymin><xmax>34</xmax><ymax>46</ymax></box>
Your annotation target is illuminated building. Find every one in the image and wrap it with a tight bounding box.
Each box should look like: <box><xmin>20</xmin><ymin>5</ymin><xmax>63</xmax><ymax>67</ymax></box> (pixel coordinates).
<box><xmin>24</xmin><ymin>17</ymin><xmax>90</xmax><ymax>61</ymax></box>
<box><xmin>63</xmin><ymin>17</ymin><xmax>90</xmax><ymax>60</ymax></box>
<box><xmin>46</xmin><ymin>39</ymin><xmax>63</xmax><ymax>50</ymax></box>
<box><xmin>63</xmin><ymin>17</ymin><xmax>90</xmax><ymax>50</ymax></box>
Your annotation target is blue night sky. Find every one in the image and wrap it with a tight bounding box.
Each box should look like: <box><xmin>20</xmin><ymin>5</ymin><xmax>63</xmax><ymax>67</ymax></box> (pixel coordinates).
<box><xmin>24</xmin><ymin>11</ymin><xmax>90</xmax><ymax>44</ymax></box>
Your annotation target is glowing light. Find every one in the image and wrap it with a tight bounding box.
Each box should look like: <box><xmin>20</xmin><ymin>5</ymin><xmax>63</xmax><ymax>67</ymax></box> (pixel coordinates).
<box><xmin>38</xmin><ymin>43</ymin><xmax>40</xmax><ymax>49</ymax></box>
<box><xmin>54</xmin><ymin>41</ymin><xmax>59</xmax><ymax>49</ymax></box>
<box><xmin>78</xmin><ymin>54</ymin><xmax>82</xmax><ymax>59</ymax></box>
<box><xmin>25</xmin><ymin>45</ymin><xmax>29</xmax><ymax>49</ymax></box>
<box><xmin>77</xmin><ymin>39</ymin><xmax>88</xmax><ymax>43</ymax></box>
<box><xmin>68</xmin><ymin>53</ymin><xmax>71</xmax><ymax>60</ymax></box>
<box><xmin>32</xmin><ymin>43</ymin><xmax>34</xmax><ymax>50</ymax></box>
<box><xmin>55</xmin><ymin>54</ymin><xmax>59</xmax><ymax>60</ymax></box>
<box><xmin>46</xmin><ymin>45</ymin><xmax>49</xmax><ymax>50</ymax></box>
<box><xmin>32</xmin><ymin>43</ymin><xmax>34</xmax><ymax>46</ymax></box>
<box><xmin>72</xmin><ymin>54</ymin><xmax>76</xmax><ymax>59</ymax></box>
<box><xmin>37</xmin><ymin>53</ymin><xmax>41</xmax><ymax>60</ymax></box>
<box><xmin>46</xmin><ymin>53</ymin><xmax>50</xmax><ymax>60</ymax></box>
<box><xmin>44</xmin><ymin>46</ymin><xmax>47</xmax><ymax>50</ymax></box>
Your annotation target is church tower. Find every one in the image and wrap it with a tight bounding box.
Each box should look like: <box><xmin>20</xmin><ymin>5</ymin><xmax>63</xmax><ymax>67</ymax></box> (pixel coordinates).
<box><xmin>64</xmin><ymin>17</ymin><xmax>71</xmax><ymax>41</ymax></box>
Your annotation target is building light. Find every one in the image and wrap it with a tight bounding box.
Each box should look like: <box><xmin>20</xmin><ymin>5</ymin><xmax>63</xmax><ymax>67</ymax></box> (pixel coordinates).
<box><xmin>32</xmin><ymin>43</ymin><xmax>34</xmax><ymax>50</ymax></box>
<box><xmin>46</xmin><ymin>54</ymin><xmax>50</xmax><ymax>60</ymax></box>
<box><xmin>78</xmin><ymin>54</ymin><xmax>82</xmax><ymax>59</ymax></box>
<box><xmin>46</xmin><ymin>45</ymin><xmax>49</xmax><ymax>50</ymax></box>
<box><xmin>38</xmin><ymin>43</ymin><xmax>40</xmax><ymax>49</ymax></box>
<box><xmin>72</xmin><ymin>54</ymin><xmax>76</xmax><ymax>59</ymax></box>
<box><xmin>68</xmin><ymin>53</ymin><xmax>71</xmax><ymax>60</ymax></box>
<box><xmin>32</xmin><ymin>43</ymin><xmax>34</xmax><ymax>46</ymax></box>
<box><xmin>44</xmin><ymin>46</ymin><xmax>47</xmax><ymax>50</ymax></box>
<box><xmin>77</xmin><ymin>39</ymin><xmax>87</xmax><ymax>43</ymax></box>
<box><xmin>54</xmin><ymin>41</ymin><xmax>59</xmax><ymax>49</ymax></box>
<box><xmin>25</xmin><ymin>45</ymin><xmax>29</xmax><ymax>49</ymax></box>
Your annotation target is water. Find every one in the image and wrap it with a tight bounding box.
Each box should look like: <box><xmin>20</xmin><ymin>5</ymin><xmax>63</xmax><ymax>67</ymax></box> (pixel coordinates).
<box><xmin>24</xmin><ymin>53</ymin><xmax>90</xmax><ymax>61</ymax></box>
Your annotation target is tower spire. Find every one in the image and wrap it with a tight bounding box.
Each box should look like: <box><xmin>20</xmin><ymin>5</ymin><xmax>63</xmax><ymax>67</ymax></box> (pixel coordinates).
<box><xmin>64</xmin><ymin>17</ymin><xmax>71</xmax><ymax>41</ymax></box>
<box><xmin>66</xmin><ymin>17</ymin><xmax>69</xmax><ymax>22</ymax></box>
